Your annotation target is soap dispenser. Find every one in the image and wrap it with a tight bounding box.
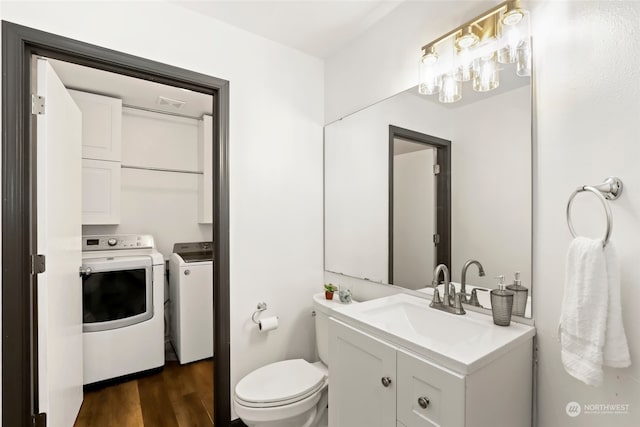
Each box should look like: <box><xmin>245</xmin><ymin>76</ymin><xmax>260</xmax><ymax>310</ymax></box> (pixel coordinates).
<box><xmin>490</xmin><ymin>275</ymin><xmax>514</xmax><ymax>326</ymax></box>
<box><xmin>506</xmin><ymin>271</ymin><xmax>528</xmax><ymax>317</ymax></box>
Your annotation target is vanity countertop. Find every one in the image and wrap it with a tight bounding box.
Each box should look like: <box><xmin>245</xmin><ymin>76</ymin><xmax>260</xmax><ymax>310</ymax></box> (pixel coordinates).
<box><xmin>331</xmin><ymin>293</ymin><xmax>536</xmax><ymax>375</ymax></box>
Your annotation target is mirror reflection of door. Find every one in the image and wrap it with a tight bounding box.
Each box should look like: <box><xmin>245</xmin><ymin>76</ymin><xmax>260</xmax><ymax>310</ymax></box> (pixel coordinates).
<box><xmin>389</xmin><ymin>126</ymin><xmax>451</xmax><ymax>289</ymax></box>
<box><xmin>392</xmin><ymin>140</ymin><xmax>436</xmax><ymax>289</ymax></box>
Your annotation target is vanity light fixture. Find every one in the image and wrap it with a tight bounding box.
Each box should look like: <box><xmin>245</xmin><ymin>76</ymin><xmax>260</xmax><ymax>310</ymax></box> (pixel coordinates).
<box><xmin>418</xmin><ymin>0</ymin><xmax>530</xmax><ymax>103</ymax></box>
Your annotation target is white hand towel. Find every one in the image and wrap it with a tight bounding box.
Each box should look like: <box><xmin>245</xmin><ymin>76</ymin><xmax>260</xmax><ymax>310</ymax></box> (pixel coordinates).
<box><xmin>559</xmin><ymin>237</ymin><xmax>631</xmax><ymax>387</ymax></box>
<box><xmin>602</xmin><ymin>243</ymin><xmax>631</xmax><ymax>368</ymax></box>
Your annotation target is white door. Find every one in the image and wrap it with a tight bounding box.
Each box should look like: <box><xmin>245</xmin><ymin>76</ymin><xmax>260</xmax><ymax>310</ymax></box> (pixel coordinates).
<box><xmin>329</xmin><ymin>318</ymin><xmax>397</xmax><ymax>427</ymax></box>
<box><xmin>36</xmin><ymin>58</ymin><xmax>84</xmax><ymax>427</ymax></box>
<box><xmin>393</xmin><ymin>144</ymin><xmax>436</xmax><ymax>289</ymax></box>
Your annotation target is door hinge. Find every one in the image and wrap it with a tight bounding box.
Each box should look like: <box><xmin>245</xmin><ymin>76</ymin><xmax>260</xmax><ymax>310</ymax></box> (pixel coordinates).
<box><xmin>433</xmin><ymin>234</ymin><xmax>440</xmax><ymax>245</ymax></box>
<box><xmin>433</xmin><ymin>164</ymin><xmax>440</xmax><ymax>175</ymax></box>
<box><xmin>31</xmin><ymin>254</ymin><xmax>46</xmax><ymax>275</ymax></box>
<box><xmin>32</xmin><ymin>412</ymin><xmax>46</xmax><ymax>427</ymax></box>
<box><xmin>31</xmin><ymin>94</ymin><xmax>45</xmax><ymax>115</ymax></box>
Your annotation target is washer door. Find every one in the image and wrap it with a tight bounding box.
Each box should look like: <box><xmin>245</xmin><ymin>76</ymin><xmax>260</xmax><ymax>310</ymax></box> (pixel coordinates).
<box><xmin>82</xmin><ymin>256</ymin><xmax>153</xmax><ymax>332</ymax></box>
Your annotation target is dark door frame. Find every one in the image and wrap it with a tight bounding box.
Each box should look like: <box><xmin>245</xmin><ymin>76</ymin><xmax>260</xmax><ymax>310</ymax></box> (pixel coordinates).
<box><xmin>1</xmin><ymin>21</ymin><xmax>231</xmax><ymax>426</ymax></box>
<box><xmin>388</xmin><ymin>125</ymin><xmax>451</xmax><ymax>284</ymax></box>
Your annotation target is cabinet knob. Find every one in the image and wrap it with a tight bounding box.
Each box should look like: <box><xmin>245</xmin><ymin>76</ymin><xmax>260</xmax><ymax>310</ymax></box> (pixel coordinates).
<box><xmin>418</xmin><ymin>396</ymin><xmax>430</xmax><ymax>409</ymax></box>
<box><xmin>184</xmin><ymin>269</ymin><xmax>190</xmax><ymax>276</ymax></box>
<box><xmin>381</xmin><ymin>377</ymin><xmax>392</xmax><ymax>387</ymax></box>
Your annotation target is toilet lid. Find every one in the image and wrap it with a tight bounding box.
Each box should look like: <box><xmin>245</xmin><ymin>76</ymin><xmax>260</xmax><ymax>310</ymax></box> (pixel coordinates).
<box><xmin>235</xmin><ymin>359</ymin><xmax>326</xmax><ymax>405</ymax></box>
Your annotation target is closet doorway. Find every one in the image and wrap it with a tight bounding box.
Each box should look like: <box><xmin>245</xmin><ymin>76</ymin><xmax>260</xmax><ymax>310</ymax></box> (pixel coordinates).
<box><xmin>2</xmin><ymin>21</ymin><xmax>230</xmax><ymax>427</ymax></box>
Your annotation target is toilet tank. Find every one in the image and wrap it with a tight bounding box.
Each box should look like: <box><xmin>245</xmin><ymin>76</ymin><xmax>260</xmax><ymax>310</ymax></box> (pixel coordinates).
<box><xmin>313</xmin><ymin>292</ymin><xmax>357</xmax><ymax>366</ymax></box>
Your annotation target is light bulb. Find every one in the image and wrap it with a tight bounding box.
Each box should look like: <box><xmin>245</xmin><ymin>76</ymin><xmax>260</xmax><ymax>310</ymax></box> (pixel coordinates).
<box><xmin>455</xmin><ymin>47</ymin><xmax>474</xmax><ymax>82</ymax></box>
<box><xmin>516</xmin><ymin>43</ymin><xmax>531</xmax><ymax>76</ymax></box>
<box><xmin>439</xmin><ymin>74</ymin><xmax>461</xmax><ymax>103</ymax></box>
<box><xmin>418</xmin><ymin>56</ymin><xmax>441</xmax><ymax>95</ymax></box>
<box><xmin>498</xmin><ymin>24</ymin><xmax>522</xmax><ymax>64</ymax></box>
<box><xmin>473</xmin><ymin>54</ymin><xmax>499</xmax><ymax>92</ymax></box>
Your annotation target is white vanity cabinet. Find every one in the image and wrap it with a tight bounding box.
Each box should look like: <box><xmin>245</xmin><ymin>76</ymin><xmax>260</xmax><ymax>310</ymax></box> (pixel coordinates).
<box><xmin>329</xmin><ymin>317</ymin><xmax>396</xmax><ymax>427</ymax></box>
<box><xmin>197</xmin><ymin>114</ymin><xmax>213</xmax><ymax>223</ymax></box>
<box><xmin>329</xmin><ymin>317</ymin><xmax>532</xmax><ymax>427</ymax></box>
<box><xmin>68</xmin><ymin>89</ymin><xmax>122</xmax><ymax>224</ymax></box>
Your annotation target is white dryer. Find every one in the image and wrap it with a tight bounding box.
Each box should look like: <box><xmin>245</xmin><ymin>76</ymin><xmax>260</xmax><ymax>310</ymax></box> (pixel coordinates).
<box><xmin>170</xmin><ymin>241</ymin><xmax>214</xmax><ymax>364</ymax></box>
<box><xmin>81</xmin><ymin>235</ymin><xmax>164</xmax><ymax>385</ymax></box>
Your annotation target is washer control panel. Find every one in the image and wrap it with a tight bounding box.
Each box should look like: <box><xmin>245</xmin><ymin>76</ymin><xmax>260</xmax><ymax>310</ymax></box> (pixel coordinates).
<box><xmin>82</xmin><ymin>235</ymin><xmax>155</xmax><ymax>251</ymax></box>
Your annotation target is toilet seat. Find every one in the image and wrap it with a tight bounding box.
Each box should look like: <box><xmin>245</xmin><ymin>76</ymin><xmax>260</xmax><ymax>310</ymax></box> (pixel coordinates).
<box><xmin>234</xmin><ymin>359</ymin><xmax>327</xmax><ymax>408</ymax></box>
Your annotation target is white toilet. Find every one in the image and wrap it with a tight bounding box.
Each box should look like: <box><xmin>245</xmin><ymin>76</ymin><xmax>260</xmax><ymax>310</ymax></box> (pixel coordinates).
<box><xmin>233</xmin><ymin>293</ymin><xmax>346</xmax><ymax>427</ymax></box>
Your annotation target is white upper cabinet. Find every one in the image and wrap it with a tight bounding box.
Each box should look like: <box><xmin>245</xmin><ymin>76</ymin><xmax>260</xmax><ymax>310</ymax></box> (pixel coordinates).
<box><xmin>81</xmin><ymin>159</ymin><xmax>121</xmax><ymax>225</ymax></box>
<box><xmin>69</xmin><ymin>89</ymin><xmax>122</xmax><ymax>224</ymax></box>
<box><xmin>198</xmin><ymin>115</ymin><xmax>213</xmax><ymax>224</ymax></box>
<box><xmin>68</xmin><ymin>89</ymin><xmax>122</xmax><ymax>162</ymax></box>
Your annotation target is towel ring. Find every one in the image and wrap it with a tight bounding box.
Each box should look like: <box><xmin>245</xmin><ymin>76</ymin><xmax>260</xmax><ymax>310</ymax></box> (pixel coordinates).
<box><xmin>566</xmin><ymin>177</ymin><xmax>623</xmax><ymax>246</ymax></box>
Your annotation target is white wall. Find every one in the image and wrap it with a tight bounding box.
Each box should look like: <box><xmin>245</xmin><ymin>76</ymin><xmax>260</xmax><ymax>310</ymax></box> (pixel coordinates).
<box><xmin>325</xmin><ymin>1</ymin><xmax>639</xmax><ymax>425</ymax></box>
<box><xmin>1</xmin><ymin>1</ymin><xmax>324</xmax><ymax>421</ymax></box>
<box><xmin>393</xmin><ymin>147</ymin><xmax>435</xmax><ymax>289</ymax></box>
<box><xmin>83</xmin><ymin>109</ymin><xmax>213</xmax><ymax>259</ymax></box>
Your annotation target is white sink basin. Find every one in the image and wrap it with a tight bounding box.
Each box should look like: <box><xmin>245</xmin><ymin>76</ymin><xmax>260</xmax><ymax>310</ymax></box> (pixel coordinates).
<box><xmin>332</xmin><ymin>293</ymin><xmax>535</xmax><ymax>374</ymax></box>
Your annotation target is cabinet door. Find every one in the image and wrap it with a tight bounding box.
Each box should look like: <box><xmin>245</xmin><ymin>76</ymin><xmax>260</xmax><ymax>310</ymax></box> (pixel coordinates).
<box><xmin>397</xmin><ymin>350</ymin><xmax>465</xmax><ymax>427</ymax></box>
<box><xmin>198</xmin><ymin>115</ymin><xmax>213</xmax><ymax>223</ymax></box>
<box><xmin>329</xmin><ymin>319</ymin><xmax>396</xmax><ymax>427</ymax></box>
<box><xmin>82</xmin><ymin>159</ymin><xmax>121</xmax><ymax>224</ymax></box>
<box><xmin>69</xmin><ymin>89</ymin><xmax>122</xmax><ymax>161</ymax></box>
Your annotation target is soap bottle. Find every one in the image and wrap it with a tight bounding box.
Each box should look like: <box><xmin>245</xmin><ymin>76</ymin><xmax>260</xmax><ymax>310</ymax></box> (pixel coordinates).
<box><xmin>506</xmin><ymin>271</ymin><xmax>528</xmax><ymax>317</ymax></box>
<box><xmin>490</xmin><ymin>275</ymin><xmax>514</xmax><ymax>326</ymax></box>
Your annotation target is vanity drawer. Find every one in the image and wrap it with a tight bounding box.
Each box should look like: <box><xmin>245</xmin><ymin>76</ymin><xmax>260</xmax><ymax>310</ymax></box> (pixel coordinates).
<box><xmin>396</xmin><ymin>350</ymin><xmax>465</xmax><ymax>427</ymax></box>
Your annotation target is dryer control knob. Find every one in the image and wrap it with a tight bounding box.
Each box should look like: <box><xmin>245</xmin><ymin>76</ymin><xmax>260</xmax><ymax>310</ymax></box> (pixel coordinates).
<box><xmin>107</xmin><ymin>238</ymin><xmax>117</xmax><ymax>246</ymax></box>
<box><xmin>184</xmin><ymin>270</ymin><xmax>191</xmax><ymax>276</ymax></box>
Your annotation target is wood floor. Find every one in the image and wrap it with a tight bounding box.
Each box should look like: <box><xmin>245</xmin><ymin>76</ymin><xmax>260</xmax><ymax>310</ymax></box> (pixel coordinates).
<box><xmin>74</xmin><ymin>359</ymin><xmax>214</xmax><ymax>427</ymax></box>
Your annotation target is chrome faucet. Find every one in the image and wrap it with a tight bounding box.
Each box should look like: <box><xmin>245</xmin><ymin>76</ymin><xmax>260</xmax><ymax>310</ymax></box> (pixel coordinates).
<box><xmin>431</xmin><ymin>263</ymin><xmax>450</xmax><ymax>304</ymax></box>
<box><xmin>460</xmin><ymin>259</ymin><xmax>485</xmax><ymax>303</ymax></box>
<box><xmin>430</xmin><ymin>264</ymin><xmax>465</xmax><ymax>315</ymax></box>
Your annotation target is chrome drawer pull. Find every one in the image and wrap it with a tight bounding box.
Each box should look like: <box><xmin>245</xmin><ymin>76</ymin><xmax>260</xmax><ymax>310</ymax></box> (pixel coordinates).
<box><xmin>418</xmin><ymin>396</ymin><xmax>430</xmax><ymax>409</ymax></box>
<box><xmin>381</xmin><ymin>377</ymin><xmax>392</xmax><ymax>387</ymax></box>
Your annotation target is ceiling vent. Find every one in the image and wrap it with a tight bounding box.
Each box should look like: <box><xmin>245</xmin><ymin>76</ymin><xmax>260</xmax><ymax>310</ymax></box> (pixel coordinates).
<box><xmin>157</xmin><ymin>95</ymin><xmax>186</xmax><ymax>109</ymax></box>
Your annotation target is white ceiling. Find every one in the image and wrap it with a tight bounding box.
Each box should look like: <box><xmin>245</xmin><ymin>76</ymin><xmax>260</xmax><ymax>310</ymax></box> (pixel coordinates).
<box><xmin>172</xmin><ymin>0</ymin><xmax>404</xmax><ymax>58</ymax></box>
<box><xmin>48</xmin><ymin>58</ymin><xmax>213</xmax><ymax>119</ymax></box>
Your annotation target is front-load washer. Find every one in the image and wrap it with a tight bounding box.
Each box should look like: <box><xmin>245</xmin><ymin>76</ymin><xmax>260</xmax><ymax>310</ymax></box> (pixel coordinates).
<box><xmin>170</xmin><ymin>241</ymin><xmax>214</xmax><ymax>364</ymax></box>
<box><xmin>81</xmin><ymin>234</ymin><xmax>164</xmax><ymax>385</ymax></box>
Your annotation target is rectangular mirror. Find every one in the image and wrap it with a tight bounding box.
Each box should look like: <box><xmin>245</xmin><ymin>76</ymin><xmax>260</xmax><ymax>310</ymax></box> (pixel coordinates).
<box><xmin>324</xmin><ymin>66</ymin><xmax>532</xmax><ymax>318</ymax></box>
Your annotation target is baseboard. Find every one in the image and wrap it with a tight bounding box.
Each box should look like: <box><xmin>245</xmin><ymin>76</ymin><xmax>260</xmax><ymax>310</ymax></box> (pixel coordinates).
<box><xmin>230</xmin><ymin>419</ymin><xmax>248</xmax><ymax>427</ymax></box>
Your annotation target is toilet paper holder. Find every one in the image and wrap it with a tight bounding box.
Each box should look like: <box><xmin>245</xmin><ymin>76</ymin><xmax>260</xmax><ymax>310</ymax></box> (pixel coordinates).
<box><xmin>251</xmin><ymin>302</ymin><xmax>268</xmax><ymax>324</ymax></box>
